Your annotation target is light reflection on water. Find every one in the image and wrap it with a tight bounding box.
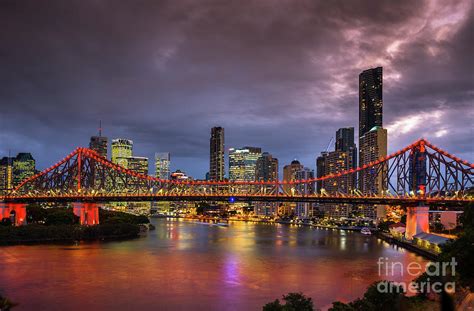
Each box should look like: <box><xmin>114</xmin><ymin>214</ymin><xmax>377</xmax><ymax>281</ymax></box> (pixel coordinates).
<box><xmin>0</xmin><ymin>218</ymin><xmax>428</xmax><ymax>310</ymax></box>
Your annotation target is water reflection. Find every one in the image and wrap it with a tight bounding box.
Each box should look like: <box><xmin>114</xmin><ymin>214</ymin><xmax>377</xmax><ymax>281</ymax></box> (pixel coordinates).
<box><xmin>0</xmin><ymin>219</ymin><xmax>428</xmax><ymax>310</ymax></box>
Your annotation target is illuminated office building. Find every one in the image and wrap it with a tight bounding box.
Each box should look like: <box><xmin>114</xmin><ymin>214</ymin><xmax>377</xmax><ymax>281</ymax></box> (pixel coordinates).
<box><xmin>0</xmin><ymin>157</ymin><xmax>14</xmax><ymax>193</ymax></box>
<box><xmin>155</xmin><ymin>152</ymin><xmax>171</xmax><ymax>180</ymax></box>
<box><xmin>111</xmin><ymin>139</ymin><xmax>133</xmax><ymax>166</ymax></box>
<box><xmin>228</xmin><ymin>147</ymin><xmax>261</xmax><ymax>181</ymax></box>
<box><xmin>295</xmin><ymin>167</ymin><xmax>315</xmax><ymax>219</ymax></box>
<box><xmin>359</xmin><ymin>126</ymin><xmax>388</xmax><ymax>195</ymax></box>
<box><xmin>12</xmin><ymin>153</ymin><xmax>36</xmax><ymax>187</ymax></box>
<box><xmin>282</xmin><ymin>160</ymin><xmax>303</xmax><ymax>194</ymax></box>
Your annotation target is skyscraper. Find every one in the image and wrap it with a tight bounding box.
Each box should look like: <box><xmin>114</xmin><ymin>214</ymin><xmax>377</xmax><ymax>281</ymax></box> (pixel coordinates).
<box><xmin>0</xmin><ymin>157</ymin><xmax>14</xmax><ymax>193</ymax></box>
<box><xmin>155</xmin><ymin>152</ymin><xmax>171</xmax><ymax>180</ymax></box>
<box><xmin>12</xmin><ymin>153</ymin><xmax>36</xmax><ymax>187</ymax></box>
<box><xmin>89</xmin><ymin>122</ymin><xmax>108</xmax><ymax>158</ymax></box>
<box><xmin>126</xmin><ymin>156</ymin><xmax>149</xmax><ymax>175</ymax></box>
<box><xmin>359</xmin><ymin>126</ymin><xmax>388</xmax><ymax>195</ymax></box>
<box><xmin>228</xmin><ymin>147</ymin><xmax>261</xmax><ymax>181</ymax></box>
<box><xmin>295</xmin><ymin>167</ymin><xmax>315</xmax><ymax>219</ymax></box>
<box><xmin>335</xmin><ymin>127</ymin><xmax>357</xmax><ymax>186</ymax></box>
<box><xmin>283</xmin><ymin>160</ymin><xmax>303</xmax><ymax>194</ymax></box>
<box><xmin>316</xmin><ymin>152</ymin><xmax>328</xmax><ymax>193</ymax></box>
<box><xmin>359</xmin><ymin>67</ymin><xmax>383</xmax><ymax>139</ymax></box>
<box><xmin>336</xmin><ymin>127</ymin><xmax>356</xmax><ymax>153</ymax></box>
<box><xmin>89</xmin><ymin>136</ymin><xmax>108</xmax><ymax>159</ymax></box>
<box><xmin>256</xmin><ymin>152</ymin><xmax>278</xmax><ymax>182</ymax></box>
<box><xmin>209</xmin><ymin>127</ymin><xmax>225</xmax><ymax>181</ymax></box>
<box><xmin>111</xmin><ymin>139</ymin><xmax>133</xmax><ymax>166</ymax></box>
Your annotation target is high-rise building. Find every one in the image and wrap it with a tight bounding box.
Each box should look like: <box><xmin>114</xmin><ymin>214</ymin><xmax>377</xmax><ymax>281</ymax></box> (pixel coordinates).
<box><xmin>359</xmin><ymin>67</ymin><xmax>383</xmax><ymax>139</ymax></box>
<box><xmin>111</xmin><ymin>139</ymin><xmax>133</xmax><ymax>165</ymax></box>
<box><xmin>323</xmin><ymin>150</ymin><xmax>355</xmax><ymax>194</ymax></box>
<box><xmin>336</xmin><ymin>127</ymin><xmax>357</xmax><ymax>188</ymax></box>
<box><xmin>126</xmin><ymin>157</ymin><xmax>149</xmax><ymax>175</ymax></box>
<box><xmin>359</xmin><ymin>126</ymin><xmax>388</xmax><ymax>195</ymax></box>
<box><xmin>209</xmin><ymin>127</ymin><xmax>225</xmax><ymax>181</ymax></box>
<box><xmin>228</xmin><ymin>147</ymin><xmax>262</xmax><ymax>181</ymax></box>
<box><xmin>256</xmin><ymin>152</ymin><xmax>278</xmax><ymax>181</ymax></box>
<box><xmin>295</xmin><ymin>167</ymin><xmax>315</xmax><ymax>219</ymax></box>
<box><xmin>336</xmin><ymin>127</ymin><xmax>355</xmax><ymax>152</ymax></box>
<box><xmin>89</xmin><ymin>136</ymin><xmax>108</xmax><ymax>158</ymax></box>
<box><xmin>155</xmin><ymin>152</ymin><xmax>171</xmax><ymax>180</ymax></box>
<box><xmin>283</xmin><ymin>160</ymin><xmax>304</xmax><ymax>194</ymax></box>
<box><xmin>12</xmin><ymin>153</ymin><xmax>35</xmax><ymax>187</ymax></box>
<box><xmin>89</xmin><ymin>122</ymin><xmax>108</xmax><ymax>158</ymax></box>
<box><xmin>0</xmin><ymin>157</ymin><xmax>14</xmax><ymax>193</ymax></box>
<box><xmin>316</xmin><ymin>152</ymin><xmax>328</xmax><ymax>193</ymax></box>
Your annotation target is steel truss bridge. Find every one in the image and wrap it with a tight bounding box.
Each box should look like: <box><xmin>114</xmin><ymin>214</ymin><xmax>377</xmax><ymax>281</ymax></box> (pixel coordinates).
<box><xmin>1</xmin><ymin>139</ymin><xmax>473</xmax><ymax>208</ymax></box>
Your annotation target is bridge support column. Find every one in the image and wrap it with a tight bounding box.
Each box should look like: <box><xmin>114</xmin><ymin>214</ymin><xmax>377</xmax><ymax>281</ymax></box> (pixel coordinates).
<box><xmin>73</xmin><ymin>202</ymin><xmax>100</xmax><ymax>225</ymax></box>
<box><xmin>0</xmin><ymin>202</ymin><xmax>27</xmax><ymax>226</ymax></box>
<box><xmin>405</xmin><ymin>206</ymin><xmax>429</xmax><ymax>240</ymax></box>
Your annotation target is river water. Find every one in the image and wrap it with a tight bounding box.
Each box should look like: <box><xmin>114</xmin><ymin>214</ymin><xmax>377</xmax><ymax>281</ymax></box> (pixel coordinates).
<box><xmin>0</xmin><ymin>219</ymin><xmax>428</xmax><ymax>310</ymax></box>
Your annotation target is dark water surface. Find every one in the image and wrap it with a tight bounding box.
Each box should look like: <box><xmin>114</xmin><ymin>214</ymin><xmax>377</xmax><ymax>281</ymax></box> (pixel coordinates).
<box><xmin>0</xmin><ymin>219</ymin><xmax>427</xmax><ymax>310</ymax></box>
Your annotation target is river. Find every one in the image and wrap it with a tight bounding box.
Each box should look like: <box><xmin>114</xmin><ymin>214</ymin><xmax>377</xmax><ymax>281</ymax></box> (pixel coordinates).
<box><xmin>0</xmin><ymin>218</ymin><xmax>428</xmax><ymax>310</ymax></box>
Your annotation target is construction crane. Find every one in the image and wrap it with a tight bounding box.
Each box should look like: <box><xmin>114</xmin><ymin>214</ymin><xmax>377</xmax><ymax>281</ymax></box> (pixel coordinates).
<box><xmin>325</xmin><ymin>137</ymin><xmax>334</xmax><ymax>152</ymax></box>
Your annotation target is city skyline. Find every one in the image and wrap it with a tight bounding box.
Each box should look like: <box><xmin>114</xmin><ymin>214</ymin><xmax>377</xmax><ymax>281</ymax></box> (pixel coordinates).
<box><xmin>1</xmin><ymin>0</ymin><xmax>472</xmax><ymax>179</ymax></box>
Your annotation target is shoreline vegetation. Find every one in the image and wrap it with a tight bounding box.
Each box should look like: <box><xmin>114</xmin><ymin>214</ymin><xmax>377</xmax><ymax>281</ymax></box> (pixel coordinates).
<box><xmin>0</xmin><ymin>206</ymin><xmax>150</xmax><ymax>246</ymax></box>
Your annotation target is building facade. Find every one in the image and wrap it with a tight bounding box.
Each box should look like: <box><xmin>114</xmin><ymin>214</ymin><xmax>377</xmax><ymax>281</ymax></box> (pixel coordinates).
<box><xmin>89</xmin><ymin>136</ymin><xmax>108</xmax><ymax>159</ymax></box>
<box><xmin>0</xmin><ymin>157</ymin><xmax>14</xmax><ymax>193</ymax></box>
<box><xmin>228</xmin><ymin>147</ymin><xmax>262</xmax><ymax>181</ymax></box>
<box><xmin>295</xmin><ymin>167</ymin><xmax>315</xmax><ymax>219</ymax></box>
<box><xmin>155</xmin><ymin>152</ymin><xmax>171</xmax><ymax>180</ymax></box>
<box><xmin>209</xmin><ymin>127</ymin><xmax>225</xmax><ymax>181</ymax></box>
<box><xmin>283</xmin><ymin>160</ymin><xmax>304</xmax><ymax>194</ymax></box>
<box><xmin>359</xmin><ymin>67</ymin><xmax>383</xmax><ymax>139</ymax></box>
<box><xmin>12</xmin><ymin>153</ymin><xmax>36</xmax><ymax>187</ymax></box>
<box><xmin>255</xmin><ymin>152</ymin><xmax>278</xmax><ymax>182</ymax></box>
<box><xmin>111</xmin><ymin>139</ymin><xmax>133</xmax><ymax>166</ymax></box>
<box><xmin>359</xmin><ymin>126</ymin><xmax>388</xmax><ymax>195</ymax></box>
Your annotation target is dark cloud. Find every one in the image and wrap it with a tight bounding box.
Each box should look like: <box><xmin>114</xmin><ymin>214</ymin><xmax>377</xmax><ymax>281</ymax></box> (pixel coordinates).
<box><xmin>0</xmin><ymin>0</ymin><xmax>472</xmax><ymax>177</ymax></box>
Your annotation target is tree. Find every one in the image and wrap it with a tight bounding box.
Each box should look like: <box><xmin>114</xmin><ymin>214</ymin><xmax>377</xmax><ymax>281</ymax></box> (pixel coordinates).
<box><xmin>263</xmin><ymin>292</ymin><xmax>314</xmax><ymax>311</ymax></box>
<box><xmin>329</xmin><ymin>281</ymin><xmax>405</xmax><ymax>311</ymax></box>
<box><xmin>0</xmin><ymin>294</ymin><xmax>18</xmax><ymax>310</ymax></box>
<box><xmin>44</xmin><ymin>208</ymin><xmax>79</xmax><ymax>225</ymax></box>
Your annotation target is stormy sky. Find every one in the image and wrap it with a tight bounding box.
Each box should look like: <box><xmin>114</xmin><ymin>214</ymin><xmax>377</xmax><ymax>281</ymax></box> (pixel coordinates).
<box><xmin>0</xmin><ymin>0</ymin><xmax>473</xmax><ymax>178</ymax></box>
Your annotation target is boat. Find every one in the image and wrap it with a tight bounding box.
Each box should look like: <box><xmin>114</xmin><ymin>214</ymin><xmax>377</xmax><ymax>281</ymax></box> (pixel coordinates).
<box><xmin>213</xmin><ymin>222</ymin><xmax>229</xmax><ymax>227</ymax></box>
<box><xmin>361</xmin><ymin>227</ymin><xmax>372</xmax><ymax>235</ymax></box>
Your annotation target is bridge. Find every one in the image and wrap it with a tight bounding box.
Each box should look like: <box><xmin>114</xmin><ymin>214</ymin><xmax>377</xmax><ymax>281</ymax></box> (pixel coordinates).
<box><xmin>1</xmin><ymin>138</ymin><xmax>473</xmax><ymax>239</ymax></box>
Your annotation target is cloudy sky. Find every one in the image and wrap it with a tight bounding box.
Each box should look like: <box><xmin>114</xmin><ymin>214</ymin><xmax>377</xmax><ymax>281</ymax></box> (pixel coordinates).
<box><xmin>0</xmin><ymin>0</ymin><xmax>473</xmax><ymax>178</ymax></box>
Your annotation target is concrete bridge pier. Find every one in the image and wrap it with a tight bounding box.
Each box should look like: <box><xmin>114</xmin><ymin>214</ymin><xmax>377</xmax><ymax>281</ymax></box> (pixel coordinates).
<box><xmin>73</xmin><ymin>202</ymin><xmax>100</xmax><ymax>225</ymax></box>
<box><xmin>405</xmin><ymin>205</ymin><xmax>429</xmax><ymax>240</ymax></box>
<box><xmin>0</xmin><ymin>202</ymin><xmax>27</xmax><ymax>226</ymax></box>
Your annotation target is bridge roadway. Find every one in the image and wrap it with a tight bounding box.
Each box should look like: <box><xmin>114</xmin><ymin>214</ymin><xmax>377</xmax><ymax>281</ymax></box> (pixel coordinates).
<box><xmin>1</xmin><ymin>194</ymin><xmax>470</xmax><ymax>209</ymax></box>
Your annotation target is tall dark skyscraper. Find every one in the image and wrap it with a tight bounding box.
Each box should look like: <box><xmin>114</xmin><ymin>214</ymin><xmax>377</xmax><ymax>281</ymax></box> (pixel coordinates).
<box><xmin>256</xmin><ymin>152</ymin><xmax>278</xmax><ymax>182</ymax></box>
<box><xmin>336</xmin><ymin>127</ymin><xmax>355</xmax><ymax>152</ymax></box>
<box><xmin>359</xmin><ymin>67</ymin><xmax>383</xmax><ymax>139</ymax></box>
<box><xmin>336</xmin><ymin>127</ymin><xmax>357</xmax><ymax>170</ymax></box>
<box><xmin>209</xmin><ymin>126</ymin><xmax>225</xmax><ymax>181</ymax></box>
<box><xmin>89</xmin><ymin>122</ymin><xmax>108</xmax><ymax>159</ymax></box>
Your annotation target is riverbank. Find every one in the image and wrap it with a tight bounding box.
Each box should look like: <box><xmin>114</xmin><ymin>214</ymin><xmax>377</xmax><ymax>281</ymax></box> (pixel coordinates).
<box><xmin>0</xmin><ymin>223</ymin><xmax>142</xmax><ymax>245</ymax></box>
<box><xmin>375</xmin><ymin>231</ymin><xmax>439</xmax><ymax>260</ymax></box>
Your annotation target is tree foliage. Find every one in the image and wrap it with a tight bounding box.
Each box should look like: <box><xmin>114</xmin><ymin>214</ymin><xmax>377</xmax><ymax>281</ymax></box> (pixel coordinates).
<box><xmin>263</xmin><ymin>292</ymin><xmax>314</xmax><ymax>311</ymax></box>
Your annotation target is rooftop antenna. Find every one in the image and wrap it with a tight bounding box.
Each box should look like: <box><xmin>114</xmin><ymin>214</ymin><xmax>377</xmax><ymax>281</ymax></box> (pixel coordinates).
<box><xmin>99</xmin><ymin>120</ymin><xmax>102</xmax><ymax>137</ymax></box>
